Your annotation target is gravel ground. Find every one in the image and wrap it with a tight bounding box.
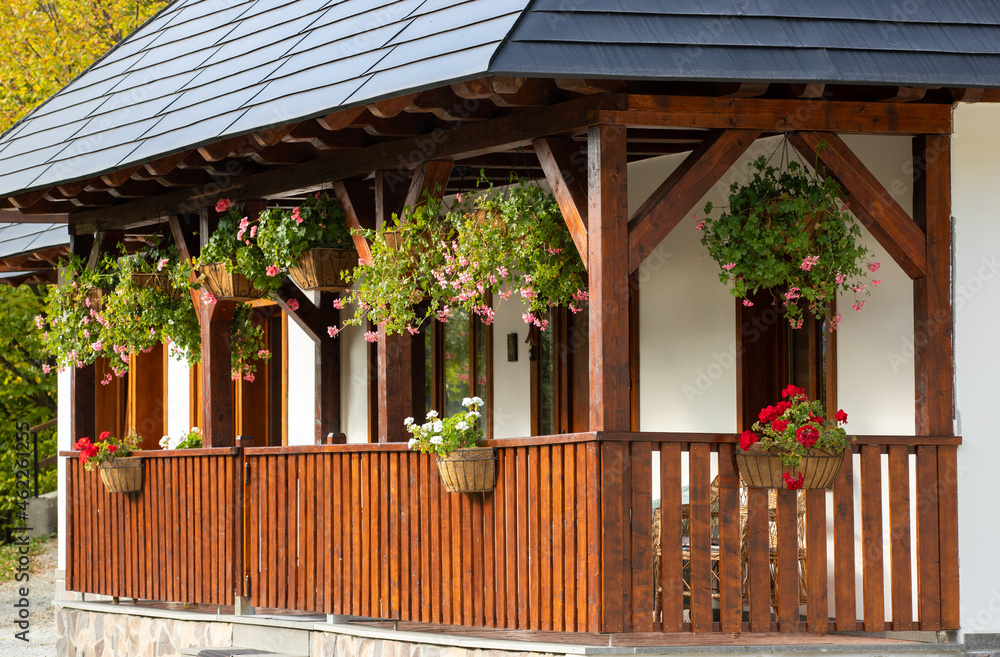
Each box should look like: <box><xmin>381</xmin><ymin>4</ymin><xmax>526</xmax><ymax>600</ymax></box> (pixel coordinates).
<box><xmin>0</xmin><ymin>536</ymin><xmax>57</xmax><ymax>656</ymax></box>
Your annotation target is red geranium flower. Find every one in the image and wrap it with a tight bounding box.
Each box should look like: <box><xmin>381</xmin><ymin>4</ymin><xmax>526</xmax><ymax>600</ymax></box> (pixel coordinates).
<box><xmin>796</xmin><ymin>425</ymin><xmax>819</xmax><ymax>447</ymax></box>
<box><xmin>758</xmin><ymin>405</ymin><xmax>778</xmax><ymax>423</ymax></box>
<box><xmin>782</xmin><ymin>471</ymin><xmax>804</xmax><ymax>490</ymax></box>
<box><xmin>771</xmin><ymin>419</ymin><xmax>788</xmax><ymax>433</ymax></box>
<box><xmin>739</xmin><ymin>430</ymin><xmax>758</xmax><ymax>450</ymax></box>
<box><xmin>107</xmin><ymin>444</ymin><xmax>117</xmax><ymax>454</ymax></box>
<box><xmin>73</xmin><ymin>437</ymin><xmax>92</xmax><ymax>451</ymax></box>
<box><xmin>781</xmin><ymin>384</ymin><xmax>806</xmax><ymax>400</ymax></box>
<box><xmin>808</xmin><ymin>412</ymin><xmax>824</xmax><ymax>424</ymax></box>
<box><xmin>775</xmin><ymin>401</ymin><xmax>792</xmax><ymax>415</ymax></box>
<box><xmin>835</xmin><ymin>409</ymin><xmax>848</xmax><ymax>424</ymax></box>
<box><xmin>99</xmin><ymin>431</ymin><xmax>111</xmax><ymax>441</ymax></box>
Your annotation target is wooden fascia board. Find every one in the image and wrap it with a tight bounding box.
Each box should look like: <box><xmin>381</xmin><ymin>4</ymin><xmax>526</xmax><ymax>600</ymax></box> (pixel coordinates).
<box><xmin>628</xmin><ymin>129</ymin><xmax>760</xmax><ymax>273</ymax></box>
<box><xmin>533</xmin><ymin>136</ymin><xmax>589</xmax><ymax>269</ymax></box>
<box><xmin>69</xmin><ymin>94</ymin><xmax>627</xmax><ymax>234</ymax></box>
<box><xmin>596</xmin><ymin>95</ymin><xmax>952</xmax><ymax>135</ymax></box>
<box><xmin>790</xmin><ymin>132</ymin><xmax>927</xmax><ymax>279</ymax></box>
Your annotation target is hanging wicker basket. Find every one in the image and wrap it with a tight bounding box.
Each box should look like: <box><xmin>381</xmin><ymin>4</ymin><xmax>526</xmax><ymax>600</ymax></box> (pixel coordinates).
<box><xmin>131</xmin><ymin>272</ymin><xmax>184</xmax><ymax>301</ymax></box>
<box><xmin>436</xmin><ymin>447</ymin><xmax>497</xmax><ymax>493</ymax></box>
<box><xmin>199</xmin><ymin>263</ymin><xmax>267</xmax><ymax>302</ymax></box>
<box><xmin>288</xmin><ymin>248</ymin><xmax>356</xmax><ymax>291</ymax></box>
<box><xmin>98</xmin><ymin>458</ymin><xmax>143</xmax><ymax>493</ymax></box>
<box><xmin>734</xmin><ymin>444</ymin><xmax>844</xmax><ymax>489</ymax></box>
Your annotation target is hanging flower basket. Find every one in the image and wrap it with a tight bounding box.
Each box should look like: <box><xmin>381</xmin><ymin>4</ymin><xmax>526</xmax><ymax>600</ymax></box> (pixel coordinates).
<box><xmin>200</xmin><ymin>263</ymin><xmax>267</xmax><ymax>302</ymax></box>
<box><xmin>131</xmin><ymin>272</ymin><xmax>184</xmax><ymax>301</ymax></box>
<box><xmin>436</xmin><ymin>447</ymin><xmax>497</xmax><ymax>493</ymax></box>
<box><xmin>288</xmin><ymin>247</ymin><xmax>356</xmax><ymax>291</ymax></box>
<box><xmin>734</xmin><ymin>444</ymin><xmax>843</xmax><ymax>490</ymax></box>
<box><xmin>98</xmin><ymin>457</ymin><xmax>144</xmax><ymax>493</ymax></box>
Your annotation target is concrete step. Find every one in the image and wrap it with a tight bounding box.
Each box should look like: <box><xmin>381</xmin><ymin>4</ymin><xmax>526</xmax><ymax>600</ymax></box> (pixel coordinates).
<box><xmin>179</xmin><ymin>649</ymin><xmax>306</xmax><ymax>657</ymax></box>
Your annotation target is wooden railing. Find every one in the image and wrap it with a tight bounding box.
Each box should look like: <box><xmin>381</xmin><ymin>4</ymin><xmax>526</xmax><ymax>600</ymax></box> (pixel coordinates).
<box><xmin>64</xmin><ymin>448</ymin><xmax>242</xmax><ymax>606</ymax></box>
<box><xmin>243</xmin><ymin>438</ymin><xmax>602</xmax><ymax>631</ymax></box>
<box><xmin>64</xmin><ymin>432</ymin><xmax>960</xmax><ymax>634</ymax></box>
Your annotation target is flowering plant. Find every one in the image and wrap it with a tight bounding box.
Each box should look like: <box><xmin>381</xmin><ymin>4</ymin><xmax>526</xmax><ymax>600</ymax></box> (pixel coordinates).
<box><xmin>197</xmin><ymin>199</ymin><xmax>283</xmax><ymax>295</ymax></box>
<box><xmin>74</xmin><ymin>431</ymin><xmax>141</xmax><ymax>471</ymax></box>
<box><xmin>405</xmin><ymin>397</ymin><xmax>484</xmax><ymax>456</ymax></box>
<box><xmin>256</xmin><ymin>191</ymin><xmax>354</xmax><ymax>269</ymax></box>
<box><xmin>39</xmin><ymin>255</ymin><xmax>116</xmax><ymax>372</ymax></box>
<box><xmin>699</xmin><ymin>154</ymin><xmax>879</xmax><ymax>329</ymax></box>
<box><xmin>739</xmin><ymin>384</ymin><xmax>851</xmax><ymax>489</ymax></box>
<box><xmin>99</xmin><ymin>241</ymin><xmax>201</xmax><ymax>377</ymax></box>
<box><xmin>434</xmin><ymin>177</ymin><xmax>587</xmax><ymax>330</ymax></box>
<box><xmin>338</xmin><ymin>194</ymin><xmax>453</xmax><ymax>338</ymax></box>
<box><xmin>159</xmin><ymin>426</ymin><xmax>202</xmax><ymax>450</ymax></box>
<box><xmin>333</xmin><ymin>178</ymin><xmax>587</xmax><ymax>340</ymax></box>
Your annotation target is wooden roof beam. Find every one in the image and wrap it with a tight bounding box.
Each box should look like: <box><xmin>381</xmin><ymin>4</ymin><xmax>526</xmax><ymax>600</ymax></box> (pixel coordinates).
<box><xmin>333</xmin><ymin>179</ymin><xmax>375</xmax><ymax>265</ymax></box>
<box><xmin>554</xmin><ymin>79</ymin><xmax>627</xmax><ymax>95</ymax></box>
<box><xmin>368</xmin><ymin>93</ymin><xmax>420</xmax><ymax>119</ymax></box>
<box><xmin>533</xmin><ymin>136</ymin><xmax>588</xmax><ymax>268</ymax></box>
<box><xmin>790</xmin><ymin>131</ymin><xmax>927</xmax><ymax>279</ymax></box>
<box><xmin>402</xmin><ymin>160</ymin><xmax>453</xmax><ymax>212</ymax></box>
<box><xmin>791</xmin><ymin>83</ymin><xmax>826</xmax><ymax>99</ymax></box>
<box><xmin>628</xmin><ymin>129</ymin><xmax>761</xmax><ymax>273</ymax></box>
<box><xmin>949</xmin><ymin>87</ymin><xmax>985</xmax><ymax>103</ymax></box>
<box><xmin>724</xmin><ymin>83</ymin><xmax>770</xmax><ymax>98</ymax></box>
<box><xmin>252</xmin><ymin>123</ymin><xmax>299</xmax><ymax>147</ymax></box>
<box><xmin>405</xmin><ymin>88</ymin><xmax>498</xmax><ymax>121</ymax></box>
<box><xmin>285</xmin><ymin>122</ymin><xmax>369</xmax><ymax>149</ymax></box>
<box><xmin>9</xmin><ymin>188</ymin><xmax>51</xmax><ymax>210</ymax></box>
<box><xmin>100</xmin><ymin>165</ymin><xmax>143</xmax><ymax>188</ymax></box>
<box><xmin>878</xmin><ymin>87</ymin><xmax>928</xmax><ymax>103</ymax></box>
<box><xmin>145</xmin><ymin>151</ymin><xmax>189</xmax><ymax>176</ymax></box>
<box><xmin>317</xmin><ymin>106</ymin><xmax>366</xmax><ymax>131</ymax></box>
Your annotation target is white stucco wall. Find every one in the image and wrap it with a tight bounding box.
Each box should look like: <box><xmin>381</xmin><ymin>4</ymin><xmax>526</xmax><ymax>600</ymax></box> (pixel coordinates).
<box><xmin>340</xmin><ymin>308</ymin><xmax>369</xmax><ymax>443</ymax></box>
<box><xmin>953</xmin><ymin>103</ymin><xmax>1000</xmax><ymax>636</ymax></box>
<box><xmin>491</xmin><ymin>294</ymin><xmax>532</xmax><ymax>439</ymax></box>
<box><xmin>286</xmin><ymin>305</ymin><xmax>317</xmax><ymax>446</ymax></box>
<box><xmin>165</xmin><ymin>351</ymin><xmax>191</xmax><ymax>437</ymax></box>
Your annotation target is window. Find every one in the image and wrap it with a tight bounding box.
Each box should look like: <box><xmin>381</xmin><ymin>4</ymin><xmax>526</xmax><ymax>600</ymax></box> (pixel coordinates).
<box><xmin>424</xmin><ymin>306</ymin><xmax>493</xmax><ymax>438</ymax></box>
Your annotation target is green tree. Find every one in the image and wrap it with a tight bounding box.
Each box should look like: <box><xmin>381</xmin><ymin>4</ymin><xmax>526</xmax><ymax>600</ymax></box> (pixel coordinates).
<box><xmin>0</xmin><ymin>0</ymin><xmax>168</xmax><ymax>131</ymax></box>
<box><xmin>0</xmin><ymin>285</ymin><xmax>57</xmax><ymax>541</ymax></box>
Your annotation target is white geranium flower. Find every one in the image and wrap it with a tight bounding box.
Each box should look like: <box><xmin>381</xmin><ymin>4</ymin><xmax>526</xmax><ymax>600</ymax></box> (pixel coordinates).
<box><xmin>433</xmin><ymin>420</ymin><xmax>444</xmax><ymax>432</ymax></box>
<box><xmin>462</xmin><ymin>397</ymin><xmax>473</xmax><ymax>407</ymax></box>
<box><xmin>430</xmin><ymin>436</ymin><xmax>443</xmax><ymax>445</ymax></box>
<box><xmin>159</xmin><ymin>436</ymin><xmax>170</xmax><ymax>449</ymax></box>
<box><xmin>427</xmin><ymin>410</ymin><xmax>439</xmax><ymax>418</ymax></box>
<box><xmin>471</xmin><ymin>396</ymin><xmax>484</xmax><ymax>406</ymax></box>
<box><xmin>407</xmin><ymin>438</ymin><xmax>417</xmax><ymax>449</ymax></box>
<box><xmin>456</xmin><ymin>421</ymin><xmax>468</xmax><ymax>431</ymax></box>
<box><xmin>404</xmin><ymin>417</ymin><xmax>414</xmax><ymax>426</ymax></box>
<box><xmin>466</xmin><ymin>411</ymin><xmax>480</xmax><ymax>419</ymax></box>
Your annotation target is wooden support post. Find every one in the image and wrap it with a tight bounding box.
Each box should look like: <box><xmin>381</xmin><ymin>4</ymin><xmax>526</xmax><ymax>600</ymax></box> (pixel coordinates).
<box><xmin>200</xmin><ymin>300</ymin><xmax>238</xmax><ymax>447</ymax></box>
<box><xmin>316</xmin><ymin>291</ymin><xmax>341</xmax><ymax>443</ymax></box>
<box><xmin>69</xmin><ymin>233</ymin><xmax>96</xmax><ymax>442</ymax></box>
<box><xmin>912</xmin><ymin>134</ymin><xmax>955</xmax><ymax>629</ymax></box>
<box><xmin>588</xmin><ymin>122</ymin><xmax>632</xmax><ymax>632</ymax></box>
<box><xmin>375</xmin><ymin>163</ymin><xmax>451</xmax><ymax>442</ymax></box>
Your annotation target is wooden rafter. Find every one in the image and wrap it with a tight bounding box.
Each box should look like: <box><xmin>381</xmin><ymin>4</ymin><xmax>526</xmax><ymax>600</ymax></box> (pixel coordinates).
<box><xmin>403</xmin><ymin>160</ymin><xmax>453</xmax><ymax>210</ymax></box>
<box><xmin>274</xmin><ymin>280</ymin><xmax>325</xmax><ymax>342</ymax></box>
<box><xmin>533</xmin><ymin>136</ymin><xmax>589</xmax><ymax>268</ymax></box>
<box><xmin>368</xmin><ymin>93</ymin><xmax>420</xmax><ymax>118</ymax></box>
<box><xmin>789</xmin><ymin>131</ymin><xmax>927</xmax><ymax>279</ymax></box>
<box><xmin>69</xmin><ymin>94</ymin><xmax>624</xmax><ymax>233</ymax></box>
<box><xmin>628</xmin><ymin>129</ymin><xmax>761</xmax><ymax>273</ymax></box>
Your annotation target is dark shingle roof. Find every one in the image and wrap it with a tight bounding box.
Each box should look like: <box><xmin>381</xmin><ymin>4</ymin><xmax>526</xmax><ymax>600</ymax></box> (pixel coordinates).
<box><xmin>1</xmin><ymin>0</ymin><xmax>1000</xmax><ymax>200</ymax></box>
<box><xmin>0</xmin><ymin>223</ymin><xmax>68</xmax><ymax>260</ymax></box>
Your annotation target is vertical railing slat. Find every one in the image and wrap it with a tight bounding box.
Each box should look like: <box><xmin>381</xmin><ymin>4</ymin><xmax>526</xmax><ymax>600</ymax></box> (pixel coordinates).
<box><xmin>861</xmin><ymin>444</ymin><xmax>886</xmax><ymax>631</ymax></box>
<box><xmin>688</xmin><ymin>443</ymin><xmax>713</xmax><ymax>632</ymax></box>
<box><xmin>805</xmin><ymin>490</ymin><xmax>828</xmax><ymax>632</ymax></box>
<box><xmin>916</xmin><ymin>445</ymin><xmax>942</xmax><ymax>630</ymax></box>
<box><xmin>716</xmin><ymin>448</ymin><xmax>742</xmax><ymax>634</ymax></box>
<box><xmin>888</xmin><ymin>445</ymin><xmax>914</xmax><ymax>631</ymax></box>
<box><xmin>937</xmin><ymin>445</ymin><xmax>960</xmax><ymax>629</ymax></box>
<box><xmin>629</xmin><ymin>441</ymin><xmax>654</xmax><ymax>632</ymax></box>
<box><xmin>832</xmin><ymin>449</ymin><xmax>858</xmax><ymax>630</ymax></box>
<box><xmin>659</xmin><ymin>442</ymin><xmax>684</xmax><ymax>631</ymax></box>
<box><xmin>775</xmin><ymin>488</ymin><xmax>799</xmax><ymax>631</ymax></box>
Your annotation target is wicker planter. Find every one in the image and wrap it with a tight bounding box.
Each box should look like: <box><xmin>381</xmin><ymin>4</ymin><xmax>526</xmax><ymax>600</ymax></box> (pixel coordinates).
<box><xmin>98</xmin><ymin>458</ymin><xmax>143</xmax><ymax>493</ymax></box>
<box><xmin>199</xmin><ymin>263</ymin><xmax>266</xmax><ymax>301</ymax></box>
<box><xmin>131</xmin><ymin>272</ymin><xmax>184</xmax><ymax>301</ymax></box>
<box><xmin>288</xmin><ymin>248</ymin><xmax>356</xmax><ymax>291</ymax></box>
<box><xmin>436</xmin><ymin>447</ymin><xmax>497</xmax><ymax>493</ymax></box>
<box><xmin>734</xmin><ymin>444</ymin><xmax>844</xmax><ymax>489</ymax></box>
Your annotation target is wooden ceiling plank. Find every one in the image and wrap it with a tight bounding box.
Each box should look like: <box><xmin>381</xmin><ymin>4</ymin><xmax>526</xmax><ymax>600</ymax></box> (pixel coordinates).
<box><xmin>790</xmin><ymin>131</ymin><xmax>927</xmax><ymax>279</ymax></box>
<box><xmin>533</xmin><ymin>136</ymin><xmax>589</xmax><ymax>268</ymax></box>
<box><xmin>628</xmin><ymin>129</ymin><xmax>761</xmax><ymax>273</ymax></box>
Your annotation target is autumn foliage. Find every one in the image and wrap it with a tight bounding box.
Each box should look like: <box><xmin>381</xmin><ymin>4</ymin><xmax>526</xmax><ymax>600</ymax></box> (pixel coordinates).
<box><xmin>0</xmin><ymin>0</ymin><xmax>168</xmax><ymax>132</ymax></box>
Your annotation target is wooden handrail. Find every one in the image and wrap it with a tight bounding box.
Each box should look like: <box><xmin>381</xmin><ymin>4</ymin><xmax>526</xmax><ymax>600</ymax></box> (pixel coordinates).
<box><xmin>59</xmin><ymin>446</ymin><xmax>241</xmax><ymax>458</ymax></box>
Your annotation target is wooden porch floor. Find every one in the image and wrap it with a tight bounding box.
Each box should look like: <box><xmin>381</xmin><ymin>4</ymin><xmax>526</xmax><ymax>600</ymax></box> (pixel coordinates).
<box><xmin>107</xmin><ymin>600</ymin><xmax>951</xmax><ymax>649</ymax></box>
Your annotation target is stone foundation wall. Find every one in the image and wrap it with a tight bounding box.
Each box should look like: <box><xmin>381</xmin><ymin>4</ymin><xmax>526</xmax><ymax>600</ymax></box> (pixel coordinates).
<box><xmin>56</xmin><ymin>607</ymin><xmax>232</xmax><ymax>657</ymax></box>
<box><xmin>311</xmin><ymin>634</ymin><xmax>561</xmax><ymax>657</ymax></box>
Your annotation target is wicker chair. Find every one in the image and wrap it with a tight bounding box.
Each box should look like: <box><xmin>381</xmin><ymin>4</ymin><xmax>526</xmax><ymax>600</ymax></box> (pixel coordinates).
<box><xmin>653</xmin><ymin>478</ymin><xmax>807</xmax><ymax>620</ymax></box>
